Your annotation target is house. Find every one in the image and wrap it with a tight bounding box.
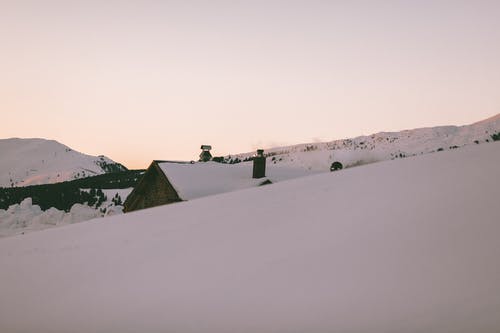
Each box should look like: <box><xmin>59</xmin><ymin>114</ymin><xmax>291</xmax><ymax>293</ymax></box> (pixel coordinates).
<box><xmin>124</xmin><ymin>156</ymin><xmax>270</xmax><ymax>212</ymax></box>
<box><xmin>123</xmin><ymin>152</ymin><xmax>318</xmax><ymax>213</ymax></box>
<box><xmin>123</xmin><ymin>160</ymin><xmax>185</xmax><ymax>212</ymax></box>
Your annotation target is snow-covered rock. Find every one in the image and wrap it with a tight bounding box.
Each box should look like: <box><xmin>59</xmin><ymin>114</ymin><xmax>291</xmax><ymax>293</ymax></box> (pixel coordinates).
<box><xmin>61</xmin><ymin>204</ymin><xmax>101</xmax><ymax>224</ymax></box>
<box><xmin>0</xmin><ymin>138</ymin><xmax>127</xmax><ymax>187</ymax></box>
<box><xmin>31</xmin><ymin>207</ymin><xmax>66</xmax><ymax>226</ymax></box>
<box><xmin>0</xmin><ymin>198</ymin><xmax>44</xmax><ymax>229</ymax></box>
<box><xmin>104</xmin><ymin>205</ymin><xmax>124</xmax><ymax>216</ymax></box>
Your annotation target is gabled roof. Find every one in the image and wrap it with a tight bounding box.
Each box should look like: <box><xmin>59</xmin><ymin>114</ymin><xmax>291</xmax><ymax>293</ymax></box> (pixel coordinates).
<box><xmin>158</xmin><ymin>162</ymin><xmax>262</xmax><ymax>200</ymax></box>
<box><xmin>157</xmin><ymin>161</ymin><xmax>318</xmax><ymax>201</ymax></box>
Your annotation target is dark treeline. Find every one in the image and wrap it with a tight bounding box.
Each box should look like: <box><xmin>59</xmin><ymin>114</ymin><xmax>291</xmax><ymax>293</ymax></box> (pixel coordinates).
<box><xmin>0</xmin><ymin>170</ymin><xmax>144</xmax><ymax>211</ymax></box>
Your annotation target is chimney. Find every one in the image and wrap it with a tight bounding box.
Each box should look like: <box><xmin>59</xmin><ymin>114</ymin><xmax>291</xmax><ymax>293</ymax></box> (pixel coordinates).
<box><xmin>199</xmin><ymin>145</ymin><xmax>212</xmax><ymax>162</ymax></box>
<box><xmin>252</xmin><ymin>149</ymin><xmax>266</xmax><ymax>178</ymax></box>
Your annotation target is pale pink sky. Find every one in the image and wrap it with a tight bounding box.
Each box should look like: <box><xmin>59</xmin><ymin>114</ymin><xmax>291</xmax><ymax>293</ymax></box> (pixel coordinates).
<box><xmin>1</xmin><ymin>1</ymin><xmax>499</xmax><ymax>169</ymax></box>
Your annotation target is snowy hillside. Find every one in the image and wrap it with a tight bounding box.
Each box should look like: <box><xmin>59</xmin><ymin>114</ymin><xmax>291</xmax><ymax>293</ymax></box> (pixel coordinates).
<box><xmin>229</xmin><ymin>113</ymin><xmax>500</xmax><ymax>171</ymax></box>
<box><xmin>0</xmin><ymin>138</ymin><xmax>127</xmax><ymax>187</ymax></box>
<box><xmin>1</xmin><ymin>142</ymin><xmax>499</xmax><ymax>333</ymax></box>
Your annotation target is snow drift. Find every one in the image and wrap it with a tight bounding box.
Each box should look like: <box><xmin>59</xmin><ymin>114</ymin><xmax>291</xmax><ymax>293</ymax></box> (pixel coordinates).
<box><xmin>0</xmin><ymin>197</ymin><xmax>124</xmax><ymax>237</ymax></box>
<box><xmin>0</xmin><ymin>142</ymin><xmax>500</xmax><ymax>333</ymax></box>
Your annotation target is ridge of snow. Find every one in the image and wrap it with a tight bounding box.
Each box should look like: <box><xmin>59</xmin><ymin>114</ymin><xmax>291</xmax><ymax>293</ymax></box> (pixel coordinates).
<box><xmin>471</xmin><ymin>112</ymin><xmax>500</xmax><ymax>125</ymax></box>
<box><xmin>0</xmin><ymin>189</ymin><xmax>131</xmax><ymax>237</ymax></box>
<box><xmin>0</xmin><ymin>138</ymin><xmax>126</xmax><ymax>187</ymax></box>
<box><xmin>229</xmin><ymin>113</ymin><xmax>500</xmax><ymax>172</ymax></box>
<box><xmin>1</xmin><ymin>142</ymin><xmax>499</xmax><ymax>332</ymax></box>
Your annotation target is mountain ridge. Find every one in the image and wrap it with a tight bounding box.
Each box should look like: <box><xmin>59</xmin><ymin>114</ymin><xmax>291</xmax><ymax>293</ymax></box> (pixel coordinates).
<box><xmin>0</xmin><ymin>138</ymin><xmax>127</xmax><ymax>187</ymax></box>
<box><xmin>226</xmin><ymin>113</ymin><xmax>500</xmax><ymax>171</ymax></box>
<box><xmin>2</xmin><ymin>113</ymin><xmax>499</xmax><ymax>187</ymax></box>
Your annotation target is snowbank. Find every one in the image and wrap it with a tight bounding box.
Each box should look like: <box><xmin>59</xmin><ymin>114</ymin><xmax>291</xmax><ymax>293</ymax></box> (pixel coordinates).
<box><xmin>0</xmin><ymin>198</ymin><xmax>123</xmax><ymax>237</ymax></box>
<box><xmin>1</xmin><ymin>142</ymin><xmax>500</xmax><ymax>332</ymax></box>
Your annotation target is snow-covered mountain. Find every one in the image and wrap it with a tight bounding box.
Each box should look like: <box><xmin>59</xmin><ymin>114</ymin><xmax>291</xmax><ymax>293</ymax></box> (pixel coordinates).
<box><xmin>229</xmin><ymin>113</ymin><xmax>500</xmax><ymax>171</ymax></box>
<box><xmin>1</xmin><ymin>141</ymin><xmax>499</xmax><ymax>332</ymax></box>
<box><xmin>0</xmin><ymin>138</ymin><xmax>127</xmax><ymax>187</ymax></box>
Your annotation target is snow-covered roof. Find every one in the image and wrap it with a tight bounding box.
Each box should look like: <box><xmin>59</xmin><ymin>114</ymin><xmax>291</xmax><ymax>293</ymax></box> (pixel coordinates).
<box><xmin>158</xmin><ymin>161</ymin><xmax>318</xmax><ymax>201</ymax></box>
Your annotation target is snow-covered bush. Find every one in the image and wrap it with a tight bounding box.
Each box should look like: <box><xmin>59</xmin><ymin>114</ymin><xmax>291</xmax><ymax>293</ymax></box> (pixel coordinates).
<box><xmin>330</xmin><ymin>161</ymin><xmax>343</xmax><ymax>171</ymax></box>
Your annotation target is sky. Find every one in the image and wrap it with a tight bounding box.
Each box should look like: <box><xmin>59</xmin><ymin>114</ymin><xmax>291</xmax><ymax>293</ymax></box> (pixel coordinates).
<box><xmin>1</xmin><ymin>0</ymin><xmax>499</xmax><ymax>169</ymax></box>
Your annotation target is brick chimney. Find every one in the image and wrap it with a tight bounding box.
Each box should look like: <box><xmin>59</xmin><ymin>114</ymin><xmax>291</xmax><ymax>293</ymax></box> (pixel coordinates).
<box><xmin>252</xmin><ymin>149</ymin><xmax>266</xmax><ymax>178</ymax></box>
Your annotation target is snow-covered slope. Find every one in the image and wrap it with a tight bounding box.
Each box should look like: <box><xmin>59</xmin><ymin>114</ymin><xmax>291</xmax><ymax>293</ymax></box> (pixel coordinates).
<box><xmin>1</xmin><ymin>142</ymin><xmax>499</xmax><ymax>333</ymax></box>
<box><xmin>0</xmin><ymin>138</ymin><xmax>127</xmax><ymax>187</ymax></box>
<box><xmin>230</xmin><ymin>113</ymin><xmax>500</xmax><ymax>171</ymax></box>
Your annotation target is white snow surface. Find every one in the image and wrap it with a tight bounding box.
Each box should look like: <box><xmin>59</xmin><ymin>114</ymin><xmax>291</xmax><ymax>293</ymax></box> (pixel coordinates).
<box><xmin>159</xmin><ymin>161</ymin><xmax>317</xmax><ymax>200</ymax></box>
<box><xmin>0</xmin><ymin>196</ymin><xmax>128</xmax><ymax>237</ymax></box>
<box><xmin>0</xmin><ymin>198</ymin><xmax>101</xmax><ymax>237</ymax></box>
<box><xmin>80</xmin><ymin>188</ymin><xmax>133</xmax><ymax>205</ymax></box>
<box><xmin>0</xmin><ymin>187</ymin><xmax>133</xmax><ymax>237</ymax></box>
<box><xmin>0</xmin><ymin>188</ymin><xmax>132</xmax><ymax>237</ymax></box>
<box><xmin>0</xmin><ymin>138</ymin><xmax>124</xmax><ymax>187</ymax></box>
<box><xmin>1</xmin><ymin>142</ymin><xmax>499</xmax><ymax>332</ymax></box>
<box><xmin>231</xmin><ymin>113</ymin><xmax>500</xmax><ymax>172</ymax></box>
<box><xmin>102</xmin><ymin>188</ymin><xmax>133</xmax><ymax>202</ymax></box>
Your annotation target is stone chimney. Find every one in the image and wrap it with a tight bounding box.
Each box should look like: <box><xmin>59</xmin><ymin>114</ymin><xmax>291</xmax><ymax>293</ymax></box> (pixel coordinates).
<box><xmin>199</xmin><ymin>145</ymin><xmax>212</xmax><ymax>162</ymax></box>
<box><xmin>252</xmin><ymin>149</ymin><xmax>266</xmax><ymax>178</ymax></box>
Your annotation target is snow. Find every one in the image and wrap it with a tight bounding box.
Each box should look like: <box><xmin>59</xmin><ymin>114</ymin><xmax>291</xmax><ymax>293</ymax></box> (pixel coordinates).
<box><xmin>230</xmin><ymin>113</ymin><xmax>500</xmax><ymax>172</ymax></box>
<box><xmin>159</xmin><ymin>161</ymin><xmax>318</xmax><ymax>200</ymax></box>
<box><xmin>103</xmin><ymin>205</ymin><xmax>123</xmax><ymax>216</ymax></box>
<box><xmin>1</xmin><ymin>114</ymin><xmax>498</xmax><ymax>188</ymax></box>
<box><xmin>80</xmin><ymin>187</ymin><xmax>133</xmax><ymax>205</ymax></box>
<box><xmin>1</xmin><ymin>141</ymin><xmax>499</xmax><ymax>332</ymax></box>
<box><xmin>0</xmin><ymin>187</ymin><xmax>133</xmax><ymax>237</ymax></box>
<box><xmin>0</xmin><ymin>138</ymin><xmax>124</xmax><ymax>187</ymax></box>
<box><xmin>0</xmin><ymin>197</ymin><xmax>125</xmax><ymax>237</ymax></box>
<box><xmin>102</xmin><ymin>188</ymin><xmax>133</xmax><ymax>202</ymax></box>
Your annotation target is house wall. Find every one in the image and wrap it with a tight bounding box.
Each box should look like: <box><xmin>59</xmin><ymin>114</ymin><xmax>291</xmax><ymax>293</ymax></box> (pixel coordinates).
<box><xmin>123</xmin><ymin>163</ymin><xmax>181</xmax><ymax>212</ymax></box>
